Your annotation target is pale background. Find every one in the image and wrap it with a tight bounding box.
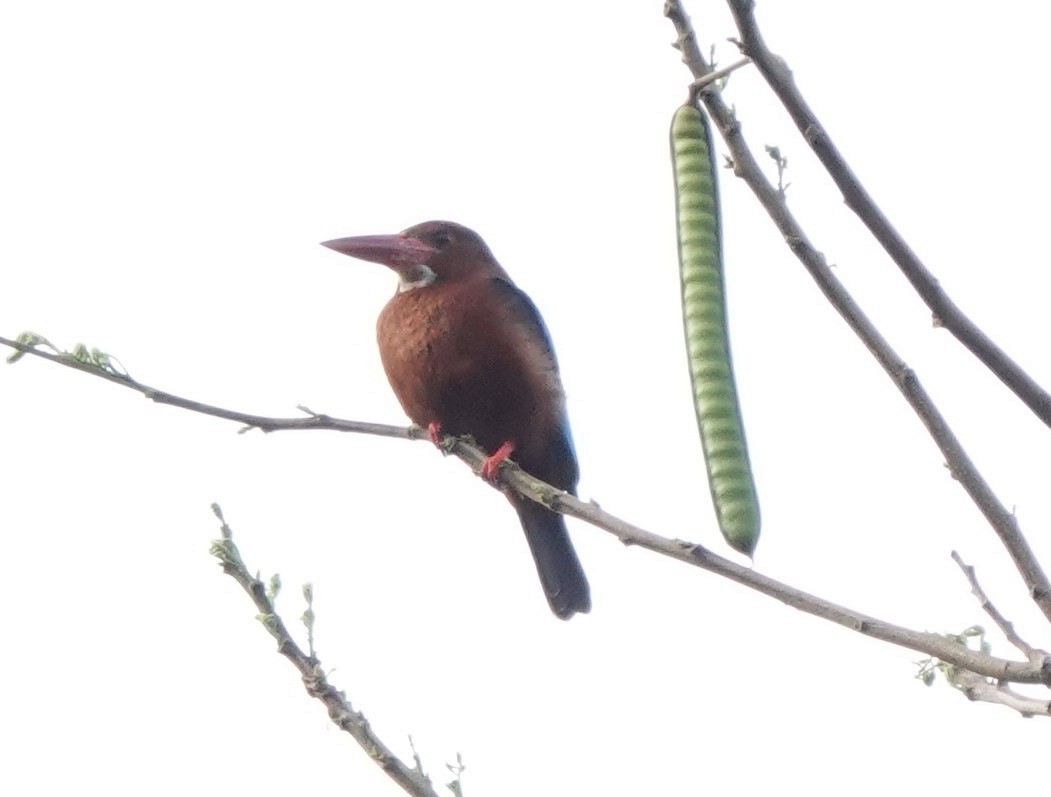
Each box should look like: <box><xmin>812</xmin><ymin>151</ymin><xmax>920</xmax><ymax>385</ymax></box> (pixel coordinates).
<box><xmin>1</xmin><ymin>2</ymin><xmax>1048</xmax><ymax>795</ymax></box>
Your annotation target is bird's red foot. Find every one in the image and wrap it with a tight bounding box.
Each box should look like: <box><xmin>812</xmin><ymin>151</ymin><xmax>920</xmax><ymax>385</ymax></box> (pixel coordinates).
<box><xmin>427</xmin><ymin>421</ymin><xmax>443</xmax><ymax>446</ymax></box>
<box><xmin>481</xmin><ymin>440</ymin><xmax>516</xmax><ymax>482</ymax></box>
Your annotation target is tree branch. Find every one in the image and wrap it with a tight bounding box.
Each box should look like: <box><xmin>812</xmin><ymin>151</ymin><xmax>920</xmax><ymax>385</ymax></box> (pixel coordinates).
<box><xmin>952</xmin><ymin>550</ymin><xmax>1049</xmax><ymax>666</ymax></box>
<box><xmin>0</xmin><ymin>333</ymin><xmax>421</xmax><ymax>441</ymax></box>
<box><xmin>3</xmin><ymin>331</ymin><xmax>1047</xmax><ymax>686</ymax></box>
<box><xmin>952</xmin><ymin>669</ymin><xmax>1051</xmax><ymax>719</ymax></box>
<box><xmin>662</xmin><ymin>1</ymin><xmax>1051</xmax><ymax>627</ymax></box>
<box><xmin>209</xmin><ymin>504</ymin><xmax>443</xmax><ymax>797</ymax></box>
<box><xmin>723</xmin><ymin>0</ymin><xmax>1051</xmax><ymax>431</ymax></box>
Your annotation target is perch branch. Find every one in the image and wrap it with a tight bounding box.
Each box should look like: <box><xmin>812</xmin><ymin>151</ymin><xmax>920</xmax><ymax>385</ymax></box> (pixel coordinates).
<box><xmin>2</xmin><ymin>332</ymin><xmax>1046</xmax><ymax>686</ymax></box>
<box><xmin>0</xmin><ymin>333</ymin><xmax>421</xmax><ymax>441</ymax></box>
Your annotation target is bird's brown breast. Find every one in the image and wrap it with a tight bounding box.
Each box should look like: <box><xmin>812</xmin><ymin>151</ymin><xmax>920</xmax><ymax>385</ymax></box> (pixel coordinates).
<box><xmin>377</xmin><ymin>277</ymin><xmax>566</xmax><ymax>475</ymax></box>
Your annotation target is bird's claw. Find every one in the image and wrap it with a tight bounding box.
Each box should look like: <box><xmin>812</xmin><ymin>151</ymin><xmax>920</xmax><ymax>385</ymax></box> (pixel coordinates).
<box><xmin>481</xmin><ymin>440</ymin><xmax>516</xmax><ymax>482</ymax></box>
<box><xmin>427</xmin><ymin>421</ymin><xmax>443</xmax><ymax>446</ymax></box>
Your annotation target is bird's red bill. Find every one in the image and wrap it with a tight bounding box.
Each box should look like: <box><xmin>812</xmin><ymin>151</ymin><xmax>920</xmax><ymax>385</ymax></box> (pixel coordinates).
<box><xmin>320</xmin><ymin>234</ymin><xmax>436</xmax><ymax>268</ymax></box>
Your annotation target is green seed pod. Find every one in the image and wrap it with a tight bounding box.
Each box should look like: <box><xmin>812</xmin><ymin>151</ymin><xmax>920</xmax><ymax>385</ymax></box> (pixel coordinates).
<box><xmin>671</xmin><ymin>102</ymin><xmax>761</xmax><ymax>556</ymax></box>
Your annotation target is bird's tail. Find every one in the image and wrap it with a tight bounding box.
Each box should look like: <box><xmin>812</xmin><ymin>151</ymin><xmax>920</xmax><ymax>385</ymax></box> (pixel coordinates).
<box><xmin>513</xmin><ymin>499</ymin><xmax>591</xmax><ymax>619</ymax></box>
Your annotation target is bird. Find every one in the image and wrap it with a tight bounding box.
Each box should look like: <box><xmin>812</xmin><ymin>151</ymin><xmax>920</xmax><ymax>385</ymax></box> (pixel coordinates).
<box><xmin>321</xmin><ymin>220</ymin><xmax>591</xmax><ymax>619</ymax></box>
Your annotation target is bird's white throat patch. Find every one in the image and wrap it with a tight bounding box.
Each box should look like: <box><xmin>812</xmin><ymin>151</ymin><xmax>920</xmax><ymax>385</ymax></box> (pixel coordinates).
<box><xmin>398</xmin><ymin>264</ymin><xmax>437</xmax><ymax>292</ymax></box>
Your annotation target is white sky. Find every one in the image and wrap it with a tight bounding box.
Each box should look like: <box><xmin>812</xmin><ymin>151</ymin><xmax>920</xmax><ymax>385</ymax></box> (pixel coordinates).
<box><xmin>2</xmin><ymin>1</ymin><xmax>1049</xmax><ymax>794</ymax></box>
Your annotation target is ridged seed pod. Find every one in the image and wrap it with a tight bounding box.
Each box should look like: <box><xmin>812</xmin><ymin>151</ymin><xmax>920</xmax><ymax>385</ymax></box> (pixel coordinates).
<box><xmin>671</xmin><ymin>101</ymin><xmax>761</xmax><ymax>556</ymax></box>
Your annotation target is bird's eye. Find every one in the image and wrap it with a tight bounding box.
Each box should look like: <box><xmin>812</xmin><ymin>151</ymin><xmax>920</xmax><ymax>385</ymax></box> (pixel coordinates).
<box><xmin>433</xmin><ymin>230</ymin><xmax>452</xmax><ymax>248</ymax></box>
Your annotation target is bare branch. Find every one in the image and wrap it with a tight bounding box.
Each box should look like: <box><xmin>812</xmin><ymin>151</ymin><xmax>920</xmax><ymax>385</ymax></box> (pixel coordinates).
<box><xmin>0</xmin><ymin>333</ymin><xmax>421</xmax><ymax>441</ymax></box>
<box><xmin>722</xmin><ymin>0</ymin><xmax>1051</xmax><ymax>429</ymax></box>
<box><xmin>951</xmin><ymin>550</ymin><xmax>1050</xmax><ymax>667</ymax></box>
<box><xmin>3</xmin><ymin>331</ymin><xmax>1046</xmax><ymax>686</ymax></box>
<box><xmin>952</xmin><ymin>669</ymin><xmax>1051</xmax><ymax>719</ymax></box>
<box><xmin>209</xmin><ymin>505</ymin><xmax>443</xmax><ymax>797</ymax></box>
<box><xmin>661</xmin><ymin>2</ymin><xmax>1051</xmax><ymax>626</ymax></box>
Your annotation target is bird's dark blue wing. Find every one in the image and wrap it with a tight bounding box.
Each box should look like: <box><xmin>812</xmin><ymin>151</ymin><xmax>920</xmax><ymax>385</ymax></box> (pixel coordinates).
<box><xmin>488</xmin><ymin>277</ymin><xmax>559</xmax><ymax>369</ymax></box>
<box><xmin>489</xmin><ymin>276</ymin><xmax>579</xmax><ymax>492</ymax></box>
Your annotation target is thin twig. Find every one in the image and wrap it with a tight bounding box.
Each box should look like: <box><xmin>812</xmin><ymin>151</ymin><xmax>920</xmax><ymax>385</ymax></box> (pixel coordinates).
<box><xmin>690</xmin><ymin>55</ymin><xmax>751</xmax><ymax>91</ymax></box>
<box><xmin>723</xmin><ymin>0</ymin><xmax>1051</xmax><ymax>429</ymax></box>
<box><xmin>209</xmin><ymin>505</ymin><xmax>442</xmax><ymax>797</ymax></box>
<box><xmin>951</xmin><ymin>550</ymin><xmax>1049</xmax><ymax>667</ymax></box>
<box><xmin>662</xmin><ymin>1</ymin><xmax>1051</xmax><ymax>626</ymax></box>
<box><xmin>2</xmin><ymin>332</ymin><xmax>1046</xmax><ymax>686</ymax></box>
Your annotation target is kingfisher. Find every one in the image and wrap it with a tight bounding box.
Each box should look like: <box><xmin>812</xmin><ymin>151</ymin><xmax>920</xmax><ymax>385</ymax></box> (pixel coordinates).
<box><xmin>321</xmin><ymin>220</ymin><xmax>591</xmax><ymax>619</ymax></box>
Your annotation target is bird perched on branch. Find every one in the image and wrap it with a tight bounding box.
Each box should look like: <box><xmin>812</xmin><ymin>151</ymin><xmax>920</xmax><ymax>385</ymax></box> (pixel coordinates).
<box><xmin>321</xmin><ymin>220</ymin><xmax>590</xmax><ymax>619</ymax></box>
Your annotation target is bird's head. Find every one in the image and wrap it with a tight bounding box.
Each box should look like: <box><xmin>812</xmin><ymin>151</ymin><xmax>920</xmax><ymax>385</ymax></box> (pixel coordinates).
<box><xmin>321</xmin><ymin>220</ymin><xmax>504</xmax><ymax>291</ymax></box>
